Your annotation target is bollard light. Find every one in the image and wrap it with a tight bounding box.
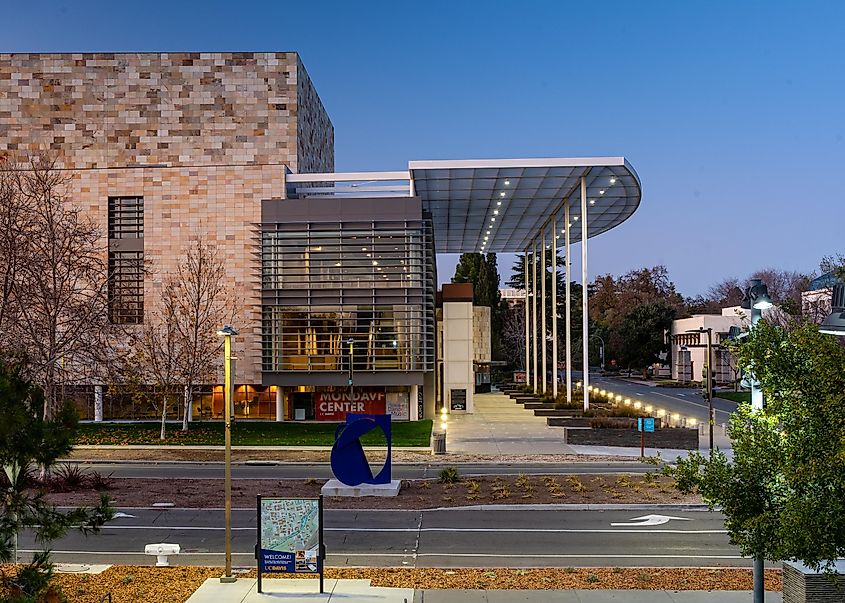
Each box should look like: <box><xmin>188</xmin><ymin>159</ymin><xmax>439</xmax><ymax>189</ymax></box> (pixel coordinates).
<box><xmin>645</xmin><ymin>405</ymin><xmax>653</xmax><ymax>413</ymax></box>
<box><xmin>624</xmin><ymin>399</ymin><xmax>631</xmax><ymax>406</ymax></box>
<box><xmin>633</xmin><ymin>401</ymin><xmax>642</xmax><ymax>410</ymax></box>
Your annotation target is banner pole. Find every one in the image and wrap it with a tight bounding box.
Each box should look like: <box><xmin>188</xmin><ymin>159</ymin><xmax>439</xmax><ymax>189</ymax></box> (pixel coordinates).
<box><xmin>319</xmin><ymin>495</ymin><xmax>325</xmax><ymax>594</ymax></box>
<box><xmin>256</xmin><ymin>495</ymin><xmax>262</xmax><ymax>594</ymax></box>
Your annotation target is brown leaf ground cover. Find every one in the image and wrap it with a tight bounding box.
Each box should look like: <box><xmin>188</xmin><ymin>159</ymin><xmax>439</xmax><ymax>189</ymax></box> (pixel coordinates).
<box><xmin>1</xmin><ymin>566</ymin><xmax>783</xmax><ymax>603</ymax></box>
<box><xmin>45</xmin><ymin>473</ymin><xmax>700</xmax><ymax>508</ymax></box>
<box><xmin>66</xmin><ymin>448</ymin><xmax>641</xmax><ymax>463</ymax></box>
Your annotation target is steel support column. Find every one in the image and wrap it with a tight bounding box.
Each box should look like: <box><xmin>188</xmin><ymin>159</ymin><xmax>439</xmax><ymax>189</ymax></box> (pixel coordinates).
<box><xmin>524</xmin><ymin>249</ymin><xmax>530</xmax><ymax>387</ymax></box>
<box><xmin>580</xmin><ymin>176</ymin><xmax>590</xmax><ymax>411</ymax></box>
<box><xmin>564</xmin><ymin>202</ymin><xmax>572</xmax><ymax>405</ymax></box>
<box><xmin>541</xmin><ymin>228</ymin><xmax>547</xmax><ymax>394</ymax></box>
<box><xmin>532</xmin><ymin>240</ymin><xmax>538</xmax><ymax>393</ymax></box>
<box><xmin>551</xmin><ymin>217</ymin><xmax>558</xmax><ymax>399</ymax></box>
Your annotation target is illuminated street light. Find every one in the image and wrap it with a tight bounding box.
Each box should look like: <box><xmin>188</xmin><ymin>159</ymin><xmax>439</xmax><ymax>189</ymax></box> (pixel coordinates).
<box><xmin>216</xmin><ymin>324</ymin><xmax>238</xmax><ymax>583</ymax></box>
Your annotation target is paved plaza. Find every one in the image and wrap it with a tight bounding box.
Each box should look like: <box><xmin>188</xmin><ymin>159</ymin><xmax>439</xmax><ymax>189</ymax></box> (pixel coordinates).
<box><xmin>186</xmin><ymin>578</ymin><xmax>782</xmax><ymax>602</ymax></box>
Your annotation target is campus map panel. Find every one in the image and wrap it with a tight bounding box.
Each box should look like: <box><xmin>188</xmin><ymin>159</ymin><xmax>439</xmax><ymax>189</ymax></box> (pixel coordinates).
<box><xmin>259</xmin><ymin>498</ymin><xmax>320</xmax><ymax>573</ymax></box>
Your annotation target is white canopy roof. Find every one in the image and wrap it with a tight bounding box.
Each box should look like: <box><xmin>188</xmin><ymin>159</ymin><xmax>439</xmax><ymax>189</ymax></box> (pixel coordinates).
<box><xmin>287</xmin><ymin>156</ymin><xmax>641</xmax><ymax>253</ymax></box>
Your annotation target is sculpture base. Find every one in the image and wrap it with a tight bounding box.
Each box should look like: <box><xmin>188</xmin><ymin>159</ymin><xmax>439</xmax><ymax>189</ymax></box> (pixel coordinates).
<box><xmin>321</xmin><ymin>479</ymin><xmax>402</xmax><ymax>497</ymax></box>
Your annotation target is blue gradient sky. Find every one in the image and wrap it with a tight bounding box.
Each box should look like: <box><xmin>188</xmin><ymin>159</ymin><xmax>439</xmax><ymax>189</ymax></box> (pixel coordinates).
<box><xmin>3</xmin><ymin>1</ymin><xmax>843</xmax><ymax>295</ymax></box>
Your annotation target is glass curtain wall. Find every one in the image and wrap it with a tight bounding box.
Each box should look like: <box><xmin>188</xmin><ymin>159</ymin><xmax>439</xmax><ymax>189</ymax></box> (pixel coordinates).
<box><xmin>260</xmin><ymin>220</ymin><xmax>434</xmax><ymax>373</ymax></box>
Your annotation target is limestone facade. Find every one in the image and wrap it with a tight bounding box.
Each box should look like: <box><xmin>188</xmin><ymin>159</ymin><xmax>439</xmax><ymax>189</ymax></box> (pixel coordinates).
<box><xmin>0</xmin><ymin>52</ymin><xmax>335</xmax><ymax>385</ymax></box>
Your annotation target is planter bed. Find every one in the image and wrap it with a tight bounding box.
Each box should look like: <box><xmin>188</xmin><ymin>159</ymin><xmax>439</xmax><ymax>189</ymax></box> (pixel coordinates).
<box><xmin>523</xmin><ymin>402</ymin><xmax>557</xmax><ymax>410</ymax></box>
<box><xmin>536</xmin><ymin>409</ymin><xmax>584</xmax><ymax>418</ymax></box>
<box><xmin>564</xmin><ymin>426</ymin><xmax>698</xmax><ymax>449</ymax></box>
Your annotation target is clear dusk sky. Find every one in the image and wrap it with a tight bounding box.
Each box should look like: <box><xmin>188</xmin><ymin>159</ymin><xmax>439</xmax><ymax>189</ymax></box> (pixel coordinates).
<box><xmin>3</xmin><ymin>1</ymin><xmax>844</xmax><ymax>296</ymax></box>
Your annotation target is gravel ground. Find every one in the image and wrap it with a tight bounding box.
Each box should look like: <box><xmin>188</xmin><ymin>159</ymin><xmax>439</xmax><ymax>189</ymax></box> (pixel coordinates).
<box><xmin>44</xmin><ymin>473</ymin><xmax>699</xmax><ymax>508</ymax></box>
<box><xmin>2</xmin><ymin>566</ymin><xmax>783</xmax><ymax>603</ymax></box>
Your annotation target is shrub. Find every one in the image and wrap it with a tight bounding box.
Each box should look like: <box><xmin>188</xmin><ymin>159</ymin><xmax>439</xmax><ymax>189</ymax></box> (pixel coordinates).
<box><xmin>438</xmin><ymin>467</ymin><xmax>460</xmax><ymax>484</ymax></box>
<box><xmin>89</xmin><ymin>471</ymin><xmax>115</xmax><ymax>491</ymax></box>
<box><xmin>52</xmin><ymin>463</ymin><xmax>87</xmax><ymax>492</ymax></box>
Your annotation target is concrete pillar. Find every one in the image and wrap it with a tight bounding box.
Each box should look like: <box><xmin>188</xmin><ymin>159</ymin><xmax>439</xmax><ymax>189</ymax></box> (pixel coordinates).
<box><xmin>580</xmin><ymin>176</ymin><xmax>590</xmax><ymax>411</ymax></box>
<box><xmin>531</xmin><ymin>241</ymin><xmax>538</xmax><ymax>394</ymax></box>
<box><xmin>564</xmin><ymin>202</ymin><xmax>572</xmax><ymax>405</ymax></box>
<box><xmin>94</xmin><ymin>385</ymin><xmax>103</xmax><ymax>422</ymax></box>
<box><xmin>410</xmin><ymin>384</ymin><xmax>419</xmax><ymax>421</ymax></box>
<box><xmin>552</xmin><ymin>216</ymin><xmax>558</xmax><ymax>399</ymax></box>
<box><xmin>275</xmin><ymin>387</ymin><xmax>284</xmax><ymax>421</ymax></box>
<box><xmin>524</xmin><ymin>250</ymin><xmax>530</xmax><ymax>386</ymax></box>
<box><xmin>541</xmin><ymin>228</ymin><xmax>547</xmax><ymax>394</ymax></box>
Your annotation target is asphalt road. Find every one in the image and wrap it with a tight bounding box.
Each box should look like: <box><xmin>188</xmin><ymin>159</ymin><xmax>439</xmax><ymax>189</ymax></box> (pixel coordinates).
<box><xmin>18</xmin><ymin>507</ymin><xmax>761</xmax><ymax>569</ymax></box>
<box><xmin>70</xmin><ymin>461</ymin><xmax>658</xmax><ymax>480</ymax></box>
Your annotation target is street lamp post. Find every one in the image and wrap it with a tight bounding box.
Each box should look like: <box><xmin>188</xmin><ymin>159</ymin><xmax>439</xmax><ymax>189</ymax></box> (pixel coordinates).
<box><xmin>347</xmin><ymin>337</ymin><xmax>355</xmax><ymax>404</ymax></box>
<box><xmin>590</xmin><ymin>334</ymin><xmax>606</xmax><ymax>372</ymax></box>
<box><xmin>740</xmin><ymin>279</ymin><xmax>773</xmax><ymax>603</ymax></box>
<box><xmin>686</xmin><ymin>327</ymin><xmax>714</xmax><ymax>453</ymax></box>
<box><xmin>216</xmin><ymin>325</ymin><xmax>238</xmax><ymax>583</ymax></box>
<box><xmin>742</xmin><ymin>279</ymin><xmax>773</xmax><ymax>412</ymax></box>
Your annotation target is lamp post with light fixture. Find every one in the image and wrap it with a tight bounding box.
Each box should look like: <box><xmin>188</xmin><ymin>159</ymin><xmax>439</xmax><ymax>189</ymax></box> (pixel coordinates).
<box><xmin>216</xmin><ymin>324</ymin><xmax>238</xmax><ymax>583</ymax></box>
<box><xmin>741</xmin><ymin>279</ymin><xmax>773</xmax><ymax>411</ymax></box>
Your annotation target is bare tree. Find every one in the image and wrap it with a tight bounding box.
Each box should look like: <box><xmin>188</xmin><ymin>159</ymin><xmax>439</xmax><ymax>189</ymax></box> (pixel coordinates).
<box><xmin>171</xmin><ymin>240</ymin><xmax>234</xmax><ymax>431</ymax></box>
<box><xmin>500</xmin><ymin>305</ymin><xmax>526</xmax><ymax>369</ymax></box>
<box><xmin>126</xmin><ymin>285</ymin><xmax>182</xmax><ymax>441</ymax></box>
<box><xmin>2</xmin><ymin>156</ymin><xmax>111</xmax><ymax>419</ymax></box>
<box><xmin>124</xmin><ymin>239</ymin><xmax>233</xmax><ymax>438</ymax></box>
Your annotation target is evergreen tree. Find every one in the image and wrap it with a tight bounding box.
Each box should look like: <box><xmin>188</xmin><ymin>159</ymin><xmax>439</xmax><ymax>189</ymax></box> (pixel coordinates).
<box><xmin>0</xmin><ymin>356</ymin><xmax>113</xmax><ymax>599</ymax></box>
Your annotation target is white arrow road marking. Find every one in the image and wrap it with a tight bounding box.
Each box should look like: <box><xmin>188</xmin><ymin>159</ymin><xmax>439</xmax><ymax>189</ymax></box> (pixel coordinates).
<box><xmin>610</xmin><ymin>514</ymin><xmax>694</xmax><ymax>527</ymax></box>
<box><xmin>112</xmin><ymin>512</ymin><xmax>136</xmax><ymax>519</ymax></box>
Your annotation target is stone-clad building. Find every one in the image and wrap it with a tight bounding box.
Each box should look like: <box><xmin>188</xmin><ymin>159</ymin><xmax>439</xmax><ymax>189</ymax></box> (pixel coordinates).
<box><xmin>0</xmin><ymin>52</ymin><xmax>335</xmax><ymax>419</ymax></box>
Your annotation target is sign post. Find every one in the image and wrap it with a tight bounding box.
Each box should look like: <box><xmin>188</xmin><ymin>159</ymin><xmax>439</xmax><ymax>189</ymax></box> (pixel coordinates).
<box><xmin>637</xmin><ymin>417</ymin><xmax>655</xmax><ymax>459</ymax></box>
<box><xmin>256</xmin><ymin>496</ymin><xmax>324</xmax><ymax>594</ymax></box>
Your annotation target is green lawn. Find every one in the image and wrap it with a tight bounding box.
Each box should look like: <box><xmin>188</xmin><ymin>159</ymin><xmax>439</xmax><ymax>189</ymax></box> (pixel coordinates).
<box><xmin>74</xmin><ymin>419</ymin><xmax>433</xmax><ymax>447</ymax></box>
<box><xmin>715</xmin><ymin>391</ymin><xmax>751</xmax><ymax>404</ymax></box>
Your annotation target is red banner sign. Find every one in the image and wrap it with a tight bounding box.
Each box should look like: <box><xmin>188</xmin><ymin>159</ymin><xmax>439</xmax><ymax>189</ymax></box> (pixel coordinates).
<box><xmin>315</xmin><ymin>391</ymin><xmax>386</xmax><ymax>421</ymax></box>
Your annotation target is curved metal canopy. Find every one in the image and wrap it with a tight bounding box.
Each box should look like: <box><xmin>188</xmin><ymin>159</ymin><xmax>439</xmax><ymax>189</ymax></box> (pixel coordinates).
<box><xmin>409</xmin><ymin>157</ymin><xmax>641</xmax><ymax>254</ymax></box>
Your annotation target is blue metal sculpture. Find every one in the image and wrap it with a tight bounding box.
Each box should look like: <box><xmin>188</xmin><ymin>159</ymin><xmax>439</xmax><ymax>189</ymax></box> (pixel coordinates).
<box><xmin>330</xmin><ymin>413</ymin><xmax>392</xmax><ymax>486</ymax></box>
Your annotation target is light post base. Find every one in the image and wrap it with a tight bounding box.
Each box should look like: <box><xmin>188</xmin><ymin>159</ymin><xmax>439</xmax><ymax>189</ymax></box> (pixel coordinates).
<box><xmin>219</xmin><ymin>576</ymin><xmax>237</xmax><ymax>584</ymax></box>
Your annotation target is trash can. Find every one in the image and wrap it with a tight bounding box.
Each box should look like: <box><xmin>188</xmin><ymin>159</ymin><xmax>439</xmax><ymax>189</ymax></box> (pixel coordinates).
<box><xmin>431</xmin><ymin>431</ymin><xmax>446</xmax><ymax>455</ymax></box>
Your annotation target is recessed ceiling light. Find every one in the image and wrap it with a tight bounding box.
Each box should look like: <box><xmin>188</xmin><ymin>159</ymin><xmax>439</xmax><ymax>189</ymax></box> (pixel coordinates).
<box><xmin>335</xmin><ymin>262</ymin><xmax>341</xmax><ymax>267</ymax></box>
<box><xmin>556</xmin><ymin>235</ymin><xmax>560</xmax><ymax>239</ymax></box>
<box><xmin>491</xmin><ymin>217</ymin><xmax>495</xmax><ymax>222</ymax></box>
<box><xmin>493</xmin><ymin>210</ymin><xmax>499</xmax><ymax>215</ymax></box>
<box><xmin>361</xmin><ymin>247</ymin><xmax>367</xmax><ymax>251</ymax></box>
<box><xmin>568</xmin><ymin>222</ymin><xmax>572</xmax><ymax>227</ymax></box>
<box><xmin>609</xmin><ymin>177</ymin><xmax>616</xmax><ymax>184</ymax></box>
<box><xmin>484</xmin><ymin>236</ymin><xmax>488</xmax><ymax>241</ymax></box>
<box><xmin>486</xmin><ymin>230</ymin><xmax>490</xmax><ymax>234</ymax></box>
<box><xmin>600</xmin><ymin>190</ymin><xmax>605</xmax><ymax>195</ymax></box>
<box><xmin>589</xmin><ymin>199</ymin><xmax>595</xmax><ymax>205</ymax></box>
<box><xmin>573</xmin><ymin>216</ymin><xmax>579</xmax><ymax>221</ymax></box>
<box><xmin>497</xmin><ymin>201</ymin><xmax>501</xmax><ymax>206</ymax></box>
<box><xmin>504</xmin><ymin>180</ymin><xmax>510</xmax><ymax>186</ymax></box>
<box><xmin>499</xmin><ymin>192</ymin><xmax>506</xmax><ymax>197</ymax></box>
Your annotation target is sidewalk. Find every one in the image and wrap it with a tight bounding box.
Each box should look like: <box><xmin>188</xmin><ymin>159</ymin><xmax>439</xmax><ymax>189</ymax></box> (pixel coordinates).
<box><xmin>185</xmin><ymin>579</ymin><xmax>782</xmax><ymax>602</ymax></box>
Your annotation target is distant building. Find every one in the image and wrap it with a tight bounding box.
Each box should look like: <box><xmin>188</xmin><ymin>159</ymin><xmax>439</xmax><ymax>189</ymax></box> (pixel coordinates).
<box><xmin>802</xmin><ymin>271</ymin><xmax>842</xmax><ymax>323</ymax></box>
<box><xmin>671</xmin><ymin>307</ymin><xmax>748</xmax><ymax>384</ymax></box>
<box><xmin>500</xmin><ymin>288</ymin><xmax>525</xmax><ymax>308</ymax></box>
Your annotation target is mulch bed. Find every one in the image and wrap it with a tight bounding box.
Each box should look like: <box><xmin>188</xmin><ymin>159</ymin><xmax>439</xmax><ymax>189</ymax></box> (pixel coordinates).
<box><xmin>2</xmin><ymin>566</ymin><xmax>783</xmax><ymax>603</ymax></box>
<box><xmin>45</xmin><ymin>473</ymin><xmax>700</xmax><ymax>509</ymax></box>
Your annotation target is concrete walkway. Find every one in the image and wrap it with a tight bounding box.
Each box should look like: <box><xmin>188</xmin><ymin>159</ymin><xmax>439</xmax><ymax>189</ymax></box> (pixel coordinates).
<box><xmin>185</xmin><ymin>579</ymin><xmax>782</xmax><ymax>602</ymax></box>
<box><xmin>446</xmin><ymin>391</ymin><xmax>576</xmax><ymax>455</ymax></box>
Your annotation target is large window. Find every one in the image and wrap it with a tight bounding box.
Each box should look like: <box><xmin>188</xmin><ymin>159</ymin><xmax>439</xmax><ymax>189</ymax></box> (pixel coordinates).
<box><xmin>260</xmin><ymin>218</ymin><xmax>435</xmax><ymax>373</ymax></box>
<box><xmin>108</xmin><ymin>196</ymin><xmax>144</xmax><ymax>324</ymax></box>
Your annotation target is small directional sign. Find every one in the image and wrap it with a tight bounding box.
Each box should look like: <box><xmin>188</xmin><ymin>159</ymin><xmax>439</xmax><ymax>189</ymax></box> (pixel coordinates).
<box><xmin>638</xmin><ymin>417</ymin><xmax>655</xmax><ymax>432</ymax></box>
